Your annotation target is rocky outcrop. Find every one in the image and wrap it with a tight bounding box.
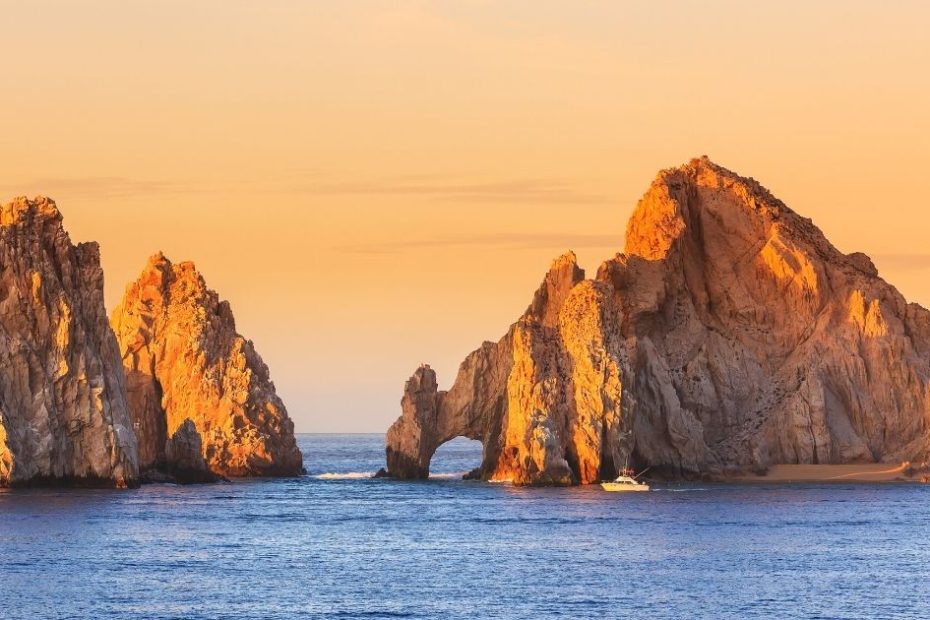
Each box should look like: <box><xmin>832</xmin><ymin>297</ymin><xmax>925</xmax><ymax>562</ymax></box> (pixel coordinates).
<box><xmin>163</xmin><ymin>419</ymin><xmax>218</xmax><ymax>484</ymax></box>
<box><xmin>111</xmin><ymin>254</ymin><xmax>303</xmax><ymax>479</ymax></box>
<box><xmin>0</xmin><ymin>197</ymin><xmax>138</xmax><ymax>488</ymax></box>
<box><xmin>387</xmin><ymin>252</ymin><xmax>630</xmax><ymax>485</ymax></box>
<box><xmin>385</xmin><ymin>157</ymin><xmax>930</xmax><ymax>484</ymax></box>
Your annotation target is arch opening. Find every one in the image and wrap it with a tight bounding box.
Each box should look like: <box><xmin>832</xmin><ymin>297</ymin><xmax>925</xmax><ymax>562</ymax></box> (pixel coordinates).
<box><xmin>429</xmin><ymin>437</ymin><xmax>483</xmax><ymax>480</ymax></box>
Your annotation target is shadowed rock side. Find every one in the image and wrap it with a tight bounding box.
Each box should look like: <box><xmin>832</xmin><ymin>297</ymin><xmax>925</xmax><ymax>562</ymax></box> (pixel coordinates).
<box><xmin>385</xmin><ymin>157</ymin><xmax>930</xmax><ymax>484</ymax></box>
<box><xmin>111</xmin><ymin>254</ymin><xmax>303</xmax><ymax>479</ymax></box>
<box><xmin>0</xmin><ymin>197</ymin><xmax>138</xmax><ymax>488</ymax></box>
<box><xmin>163</xmin><ymin>419</ymin><xmax>218</xmax><ymax>484</ymax></box>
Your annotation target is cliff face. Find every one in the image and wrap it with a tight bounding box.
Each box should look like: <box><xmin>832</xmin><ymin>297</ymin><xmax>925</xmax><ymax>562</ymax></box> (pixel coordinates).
<box><xmin>385</xmin><ymin>158</ymin><xmax>930</xmax><ymax>483</ymax></box>
<box><xmin>111</xmin><ymin>254</ymin><xmax>303</xmax><ymax>478</ymax></box>
<box><xmin>0</xmin><ymin>197</ymin><xmax>138</xmax><ymax>487</ymax></box>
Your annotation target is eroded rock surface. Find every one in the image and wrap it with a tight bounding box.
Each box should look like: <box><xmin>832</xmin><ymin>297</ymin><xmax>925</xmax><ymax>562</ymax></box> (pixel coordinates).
<box><xmin>386</xmin><ymin>252</ymin><xmax>630</xmax><ymax>485</ymax></box>
<box><xmin>164</xmin><ymin>419</ymin><xmax>218</xmax><ymax>484</ymax></box>
<box><xmin>385</xmin><ymin>157</ymin><xmax>930</xmax><ymax>484</ymax></box>
<box><xmin>0</xmin><ymin>197</ymin><xmax>138</xmax><ymax>487</ymax></box>
<box><xmin>111</xmin><ymin>254</ymin><xmax>303</xmax><ymax>479</ymax></box>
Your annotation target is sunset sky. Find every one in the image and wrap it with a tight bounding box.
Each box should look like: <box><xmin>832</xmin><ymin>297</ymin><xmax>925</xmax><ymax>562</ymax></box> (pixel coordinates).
<box><xmin>2</xmin><ymin>1</ymin><xmax>929</xmax><ymax>432</ymax></box>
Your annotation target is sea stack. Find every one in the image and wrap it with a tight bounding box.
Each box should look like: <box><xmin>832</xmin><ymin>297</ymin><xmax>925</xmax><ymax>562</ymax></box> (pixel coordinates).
<box><xmin>385</xmin><ymin>157</ymin><xmax>930</xmax><ymax>484</ymax></box>
<box><xmin>0</xmin><ymin>197</ymin><xmax>139</xmax><ymax>488</ymax></box>
<box><xmin>111</xmin><ymin>253</ymin><xmax>303</xmax><ymax>479</ymax></box>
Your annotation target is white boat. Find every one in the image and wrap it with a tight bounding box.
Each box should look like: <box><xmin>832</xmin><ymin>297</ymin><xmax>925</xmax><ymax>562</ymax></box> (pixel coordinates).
<box><xmin>601</xmin><ymin>471</ymin><xmax>650</xmax><ymax>492</ymax></box>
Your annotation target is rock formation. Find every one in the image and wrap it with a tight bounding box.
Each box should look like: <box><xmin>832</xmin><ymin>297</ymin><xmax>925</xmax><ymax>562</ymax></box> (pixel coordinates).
<box><xmin>385</xmin><ymin>157</ymin><xmax>930</xmax><ymax>484</ymax></box>
<box><xmin>0</xmin><ymin>197</ymin><xmax>139</xmax><ymax>487</ymax></box>
<box><xmin>111</xmin><ymin>254</ymin><xmax>303</xmax><ymax>479</ymax></box>
<box><xmin>386</xmin><ymin>254</ymin><xmax>629</xmax><ymax>485</ymax></box>
<box><xmin>163</xmin><ymin>419</ymin><xmax>217</xmax><ymax>484</ymax></box>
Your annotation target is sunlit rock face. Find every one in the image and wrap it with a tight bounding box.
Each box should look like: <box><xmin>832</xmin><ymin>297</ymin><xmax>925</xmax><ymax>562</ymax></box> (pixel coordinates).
<box><xmin>111</xmin><ymin>254</ymin><xmax>303</xmax><ymax>479</ymax></box>
<box><xmin>0</xmin><ymin>197</ymin><xmax>139</xmax><ymax>488</ymax></box>
<box><xmin>387</xmin><ymin>253</ymin><xmax>631</xmax><ymax>485</ymax></box>
<box><xmin>385</xmin><ymin>157</ymin><xmax>930</xmax><ymax>484</ymax></box>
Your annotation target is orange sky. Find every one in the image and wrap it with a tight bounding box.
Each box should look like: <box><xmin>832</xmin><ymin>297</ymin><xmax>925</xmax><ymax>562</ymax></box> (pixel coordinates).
<box><xmin>2</xmin><ymin>1</ymin><xmax>929</xmax><ymax>431</ymax></box>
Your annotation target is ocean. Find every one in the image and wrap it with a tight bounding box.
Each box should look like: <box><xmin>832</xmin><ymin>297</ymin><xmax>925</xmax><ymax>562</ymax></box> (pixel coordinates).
<box><xmin>1</xmin><ymin>434</ymin><xmax>928</xmax><ymax>619</ymax></box>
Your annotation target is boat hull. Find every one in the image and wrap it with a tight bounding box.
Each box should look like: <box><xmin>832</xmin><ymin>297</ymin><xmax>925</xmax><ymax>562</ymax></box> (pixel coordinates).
<box><xmin>600</xmin><ymin>483</ymin><xmax>650</xmax><ymax>492</ymax></box>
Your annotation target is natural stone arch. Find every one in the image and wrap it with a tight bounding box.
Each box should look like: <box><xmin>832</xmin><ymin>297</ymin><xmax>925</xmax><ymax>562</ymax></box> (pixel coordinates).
<box><xmin>385</xmin><ymin>359</ymin><xmax>507</xmax><ymax>480</ymax></box>
<box><xmin>387</xmin><ymin>158</ymin><xmax>930</xmax><ymax>486</ymax></box>
<box><xmin>384</xmin><ymin>253</ymin><xmax>634</xmax><ymax>486</ymax></box>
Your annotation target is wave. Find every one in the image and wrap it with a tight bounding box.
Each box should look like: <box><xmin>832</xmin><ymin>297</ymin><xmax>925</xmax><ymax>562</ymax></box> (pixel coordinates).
<box><xmin>651</xmin><ymin>488</ymin><xmax>711</xmax><ymax>492</ymax></box>
<box><xmin>312</xmin><ymin>472</ymin><xmax>376</xmax><ymax>480</ymax></box>
<box><xmin>428</xmin><ymin>472</ymin><xmax>468</xmax><ymax>480</ymax></box>
<box><xmin>311</xmin><ymin>471</ymin><xmax>470</xmax><ymax>481</ymax></box>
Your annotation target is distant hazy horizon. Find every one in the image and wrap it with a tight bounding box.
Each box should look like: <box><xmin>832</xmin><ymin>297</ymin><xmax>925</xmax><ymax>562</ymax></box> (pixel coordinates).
<box><xmin>2</xmin><ymin>1</ymin><xmax>929</xmax><ymax>433</ymax></box>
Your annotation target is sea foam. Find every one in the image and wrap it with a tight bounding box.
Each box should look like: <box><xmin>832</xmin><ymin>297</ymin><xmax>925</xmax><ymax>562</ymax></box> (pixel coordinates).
<box><xmin>312</xmin><ymin>472</ymin><xmax>376</xmax><ymax>480</ymax></box>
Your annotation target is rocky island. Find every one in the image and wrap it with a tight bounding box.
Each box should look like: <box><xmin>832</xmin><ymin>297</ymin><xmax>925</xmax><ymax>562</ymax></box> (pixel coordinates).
<box><xmin>385</xmin><ymin>157</ymin><xmax>930</xmax><ymax>485</ymax></box>
<box><xmin>0</xmin><ymin>198</ymin><xmax>139</xmax><ymax>487</ymax></box>
<box><xmin>111</xmin><ymin>253</ymin><xmax>304</xmax><ymax>481</ymax></box>
<box><xmin>0</xmin><ymin>197</ymin><xmax>302</xmax><ymax>487</ymax></box>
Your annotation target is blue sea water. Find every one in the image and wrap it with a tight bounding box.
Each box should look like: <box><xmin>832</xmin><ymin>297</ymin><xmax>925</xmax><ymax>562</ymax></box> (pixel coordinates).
<box><xmin>2</xmin><ymin>433</ymin><xmax>930</xmax><ymax>619</ymax></box>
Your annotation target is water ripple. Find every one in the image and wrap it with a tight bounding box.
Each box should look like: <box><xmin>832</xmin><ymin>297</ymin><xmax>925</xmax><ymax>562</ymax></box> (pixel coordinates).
<box><xmin>1</xmin><ymin>434</ymin><xmax>928</xmax><ymax>620</ymax></box>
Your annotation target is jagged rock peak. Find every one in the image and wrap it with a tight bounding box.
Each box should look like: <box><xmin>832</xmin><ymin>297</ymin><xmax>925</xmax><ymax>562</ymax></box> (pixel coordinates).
<box><xmin>624</xmin><ymin>156</ymin><xmax>853</xmax><ymax>273</ymax></box>
<box><xmin>0</xmin><ymin>195</ymin><xmax>63</xmax><ymax>225</ymax></box>
<box><xmin>111</xmin><ymin>253</ymin><xmax>303</xmax><ymax>479</ymax></box>
<box><xmin>0</xmin><ymin>196</ymin><xmax>139</xmax><ymax>488</ymax></box>
<box><xmin>525</xmin><ymin>250</ymin><xmax>585</xmax><ymax>326</ymax></box>
<box><xmin>625</xmin><ymin>156</ymin><xmax>797</xmax><ymax>261</ymax></box>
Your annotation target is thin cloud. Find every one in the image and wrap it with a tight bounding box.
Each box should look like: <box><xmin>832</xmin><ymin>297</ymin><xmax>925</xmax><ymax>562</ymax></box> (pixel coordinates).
<box><xmin>0</xmin><ymin>176</ymin><xmax>191</xmax><ymax>199</ymax></box>
<box><xmin>4</xmin><ymin>172</ymin><xmax>616</xmax><ymax>206</ymax></box>
<box><xmin>873</xmin><ymin>254</ymin><xmax>930</xmax><ymax>273</ymax></box>
<box><xmin>336</xmin><ymin>232</ymin><xmax>620</xmax><ymax>255</ymax></box>
<box><xmin>291</xmin><ymin>176</ymin><xmax>611</xmax><ymax>205</ymax></box>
